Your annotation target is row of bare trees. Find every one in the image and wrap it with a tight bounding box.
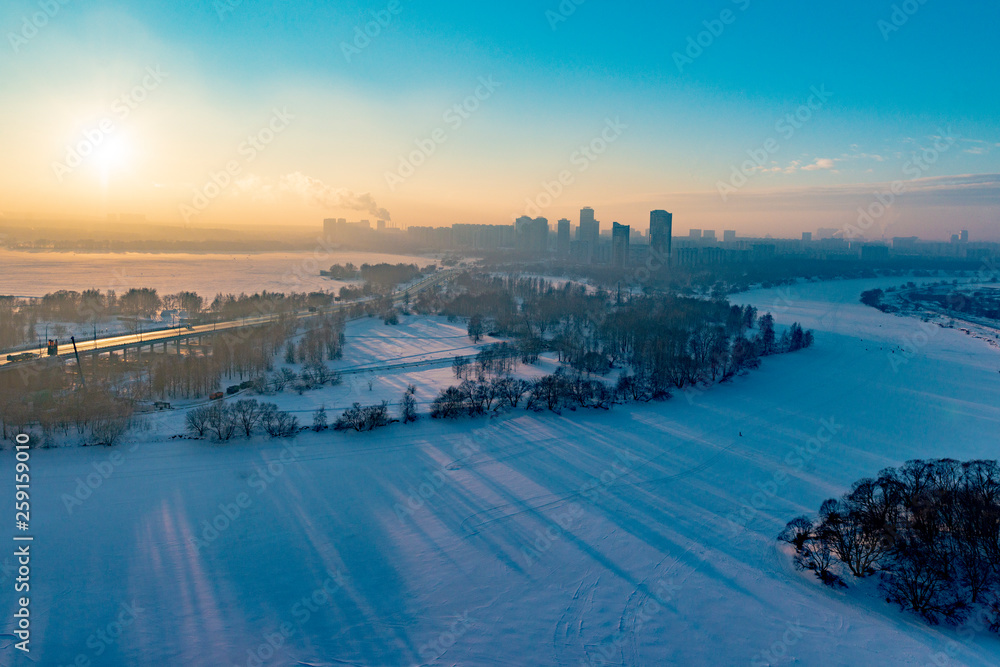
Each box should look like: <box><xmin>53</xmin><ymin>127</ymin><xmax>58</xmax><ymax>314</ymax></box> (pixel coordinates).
<box><xmin>185</xmin><ymin>399</ymin><xmax>299</xmax><ymax>441</ymax></box>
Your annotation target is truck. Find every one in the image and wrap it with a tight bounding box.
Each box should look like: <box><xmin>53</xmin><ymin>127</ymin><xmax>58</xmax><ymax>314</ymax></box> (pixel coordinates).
<box><xmin>209</xmin><ymin>392</ymin><xmax>224</xmax><ymax>401</ymax></box>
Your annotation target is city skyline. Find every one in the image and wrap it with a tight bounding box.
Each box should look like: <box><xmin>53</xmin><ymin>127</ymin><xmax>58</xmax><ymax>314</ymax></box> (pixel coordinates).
<box><xmin>2</xmin><ymin>1</ymin><xmax>999</xmax><ymax>240</ymax></box>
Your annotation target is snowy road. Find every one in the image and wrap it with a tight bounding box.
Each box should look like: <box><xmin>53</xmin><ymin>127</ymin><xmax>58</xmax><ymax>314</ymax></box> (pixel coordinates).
<box><xmin>2</xmin><ymin>278</ymin><xmax>1000</xmax><ymax>666</ymax></box>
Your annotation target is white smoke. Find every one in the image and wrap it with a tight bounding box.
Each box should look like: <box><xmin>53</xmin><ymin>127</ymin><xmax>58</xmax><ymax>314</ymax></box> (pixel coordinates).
<box><xmin>279</xmin><ymin>171</ymin><xmax>391</xmax><ymax>221</ymax></box>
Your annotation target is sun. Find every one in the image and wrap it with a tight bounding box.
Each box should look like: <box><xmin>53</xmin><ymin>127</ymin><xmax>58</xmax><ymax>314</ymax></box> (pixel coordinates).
<box><xmin>92</xmin><ymin>133</ymin><xmax>133</xmax><ymax>183</ymax></box>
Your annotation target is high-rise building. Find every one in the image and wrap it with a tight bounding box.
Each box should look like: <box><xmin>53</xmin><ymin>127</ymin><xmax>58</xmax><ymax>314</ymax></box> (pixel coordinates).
<box><xmin>649</xmin><ymin>210</ymin><xmax>672</xmax><ymax>259</ymax></box>
<box><xmin>577</xmin><ymin>207</ymin><xmax>600</xmax><ymax>261</ymax></box>
<box><xmin>703</xmin><ymin>230</ymin><xmax>716</xmax><ymax>241</ymax></box>
<box><xmin>557</xmin><ymin>218</ymin><xmax>571</xmax><ymax>255</ymax></box>
<box><xmin>723</xmin><ymin>230</ymin><xmax>737</xmax><ymax>243</ymax></box>
<box><xmin>517</xmin><ymin>216</ymin><xmax>548</xmax><ymax>254</ymax></box>
<box><xmin>578</xmin><ymin>207</ymin><xmax>599</xmax><ymax>244</ymax></box>
<box><xmin>961</xmin><ymin>230</ymin><xmax>969</xmax><ymax>243</ymax></box>
<box><xmin>612</xmin><ymin>222</ymin><xmax>630</xmax><ymax>267</ymax></box>
<box><xmin>802</xmin><ymin>232</ymin><xmax>812</xmax><ymax>242</ymax></box>
<box><xmin>534</xmin><ymin>217</ymin><xmax>549</xmax><ymax>254</ymax></box>
<box><xmin>689</xmin><ymin>229</ymin><xmax>702</xmax><ymax>239</ymax></box>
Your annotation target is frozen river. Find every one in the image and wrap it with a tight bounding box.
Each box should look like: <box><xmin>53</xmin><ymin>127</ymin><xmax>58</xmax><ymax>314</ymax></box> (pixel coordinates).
<box><xmin>0</xmin><ymin>249</ymin><xmax>435</xmax><ymax>297</ymax></box>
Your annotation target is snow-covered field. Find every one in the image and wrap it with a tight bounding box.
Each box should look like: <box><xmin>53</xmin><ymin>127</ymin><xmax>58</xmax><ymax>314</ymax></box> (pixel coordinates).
<box><xmin>3</xmin><ymin>277</ymin><xmax>1000</xmax><ymax>666</ymax></box>
<box><xmin>0</xmin><ymin>250</ymin><xmax>435</xmax><ymax>298</ymax></box>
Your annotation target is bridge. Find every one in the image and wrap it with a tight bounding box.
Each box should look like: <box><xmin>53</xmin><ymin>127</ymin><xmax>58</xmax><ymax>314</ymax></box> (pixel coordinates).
<box><xmin>0</xmin><ymin>269</ymin><xmax>458</xmax><ymax>370</ymax></box>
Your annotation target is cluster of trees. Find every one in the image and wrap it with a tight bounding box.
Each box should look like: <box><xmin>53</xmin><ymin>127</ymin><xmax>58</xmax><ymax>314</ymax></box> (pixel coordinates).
<box><xmin>265</xmin><ymin>363</ymin><xmax>341</xmax><ymax>395</ymax></box>
<box><xmin>452</xmin><ymin>343</ymin><xmax>520</xmax><ymax>381</ymax></box>
<box><xmin>185</xmin><ymin>399</ymin><xmax>299</xmax><ymax>441</ymax></box>
<box><xmin>435</xmin><ymin>276</ymin><xmax>813</xmax><ymax>396</ymax></box>
<box><xmin>149</xmin><ymin>319</ymin><xmax>297</xmax><ymax>399</ymax></box>
<box><xmin>285</xmin><ymin>314</ymin><xmax>346</xmax><ymax>364</ymax></box>
<box><xmin>415</xmin><ymin>275</ymin><xmax>816</xmax><ymax>424</ymax></box>
<box><xmin>0</xmin><ymin>369</ymin><xmax>136</xmax><ymax>447</ymax></box>
<box><xmin>311</xmin><ymin>386</ymin><xmax>417</xmax><ymax>434</ymax></box>
<box><xmin>333</xmin><ymin>401</ymin><xmax>394</xmax><ymax>432</ymax></box>
<box><xmin>0</xmin><ymin>297</ymin><xmax>33</xmax><ymax>349</ymax></box>
<box><xmin>781</xmin><ymin>459</ymin><xmax>1000</xmax><ymax>626</ymax></box>
<box><xmin>432</xmin><ymin>370</ymin><xmax>617</xmax><ymax>419</ymax></box>
<box><xmin>360</xmin><ymin>263</ymin><xmax>422</xmax><ymax>291</ymax></box>
<box><xmin>334</xmin><ymin>263</ymin><xmax>424</xmax><ymax>301</ymax></box>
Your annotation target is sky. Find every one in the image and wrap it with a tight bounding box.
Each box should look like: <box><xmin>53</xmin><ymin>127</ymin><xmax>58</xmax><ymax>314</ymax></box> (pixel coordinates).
<box><xmin>1</xmin><ymin>0</ymin><xmax>999</xmax><ymax>240</ymax></box>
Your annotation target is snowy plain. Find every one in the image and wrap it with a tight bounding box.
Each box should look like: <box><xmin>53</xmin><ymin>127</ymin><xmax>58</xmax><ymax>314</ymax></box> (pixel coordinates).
<box><xmin>2</xmin><ymin>277</ymin><xmax>1000</xmax><ymax>666</ymax></box>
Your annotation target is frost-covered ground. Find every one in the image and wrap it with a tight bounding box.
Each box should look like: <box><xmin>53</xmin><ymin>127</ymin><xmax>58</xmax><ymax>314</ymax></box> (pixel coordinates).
<box><xmin>0</xmin><ymin>250</ymin><xmax>435</xmax><ymax>298</ymax></box>
<box><xmin>2</xmin><ymin>277</ymin><xmax>1000</xmax><ymax>666</ymax></box>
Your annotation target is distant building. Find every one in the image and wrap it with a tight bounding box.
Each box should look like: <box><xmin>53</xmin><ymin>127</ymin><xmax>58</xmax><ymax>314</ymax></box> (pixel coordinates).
<box><xmin>861</xmin><ymin>245</ymin><xmax>890</xmax><ymax>261</ymax></box>
<box><xmin>324</xmin><ymin>218</ymin><xmax>374</xmax><ymax>244</ymax></box>
<box><xmin>703</xmin><ymin>230</ymin><xmax>716</xmax><ymax>241</ymax></box>
<box><xmin>961</xmin><ymin>230</ymin><xmax>969</xmax><ymax>243</ymax></box>
<box><xmin>649</xmin><ymin>210</ymin><xmax>672</xmax><ymax>259</ymax></box>
<box><xmin>377</xmin><ymin>220</ymin><xmax>386</xmax><ymax>232</ymax></box>
<box><xmin>688</xmin><ymin>229</ymin><xmax>702</xmax><ymax>239</ymax></box>
<box><xmin>951</xmin><ymin>234</ymin><xmax>961</xmax><ymax>244</ymax></box>
<box><xmin>893</xmin><ymin>236</ymin><xmax>919</xmax><ymax>252</ymax></box>
<box><xmin>802</xmin><ymin>232</ymin><xmax>812</xmax><ymax>242</ymax></box>
<box><xmin>723</xmin><ymin>230</ymin><xmax>736</xmax><ymax>243</ymax></box>
<box><xmin>577</xmin><ymin>207</ymin><xmax>600</xmax><ymax>260</ymax></box>
<box><xmin>578</xmin><ymin>207</ymin><xmax>599</xmax><ymax>244</ymax></box>
<box><xmin>557</xmin><ymin>218</ymin><xmax>571</xmax><ymax>255</ymax></box>
<box><xmin>516</xmin><ymin>216</ymin><xmax>548</xmax><ymax>254</ymax></box>
<box><xmin>612</xmin><ymin>222</ymin><xmax>630</xmax><ymax>267</ymax></box>
<box><xmin>816</xmin><ymin>227</ymin><xmax>838</xmax><ymax>240</ymax></box>
<box><xmin>453</xmin><ymin>224</ymin><xmax>514</xmax><ymax>250</ymax></box>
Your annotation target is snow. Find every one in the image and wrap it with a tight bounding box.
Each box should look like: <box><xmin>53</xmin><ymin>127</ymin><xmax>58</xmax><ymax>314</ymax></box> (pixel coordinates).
<box><xmin>2</xmin><ymin>277</ymin><xmax>1000</xmax><ymax>665</ymax></box>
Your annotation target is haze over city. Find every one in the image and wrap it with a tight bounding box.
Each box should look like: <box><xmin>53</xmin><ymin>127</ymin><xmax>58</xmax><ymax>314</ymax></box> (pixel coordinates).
<box><xmin>2</xmin><ymin>0</ymin><xmax>999</xmax><ymax>239</ymax></box>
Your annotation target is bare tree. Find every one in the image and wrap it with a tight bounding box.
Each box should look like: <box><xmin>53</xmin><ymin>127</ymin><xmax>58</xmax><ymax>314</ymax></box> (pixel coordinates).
<box><xmin>232</xmin><ymin>398</ymin><xmax>265</xmax><ymax>437</ymax></box>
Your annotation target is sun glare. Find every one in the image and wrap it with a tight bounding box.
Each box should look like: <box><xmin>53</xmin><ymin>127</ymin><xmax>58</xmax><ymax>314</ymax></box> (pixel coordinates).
<box><xmin>93</xmin><ymin>133</ymin><xmax>132</xmax><ymax>183</ymax></box>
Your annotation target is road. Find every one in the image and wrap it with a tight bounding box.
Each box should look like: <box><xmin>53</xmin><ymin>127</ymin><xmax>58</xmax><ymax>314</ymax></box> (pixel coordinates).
<box><xmin>0</xmin><ymin>269</ymin><xmax>457</xmax><ymax>368</ymax></box>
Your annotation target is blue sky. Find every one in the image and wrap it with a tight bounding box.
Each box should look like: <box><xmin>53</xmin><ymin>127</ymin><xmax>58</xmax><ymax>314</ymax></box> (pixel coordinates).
<box><xmin>2</xmin><ymin>0</ymin><xmax>998</xmax><ymax>238</ymax></box>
